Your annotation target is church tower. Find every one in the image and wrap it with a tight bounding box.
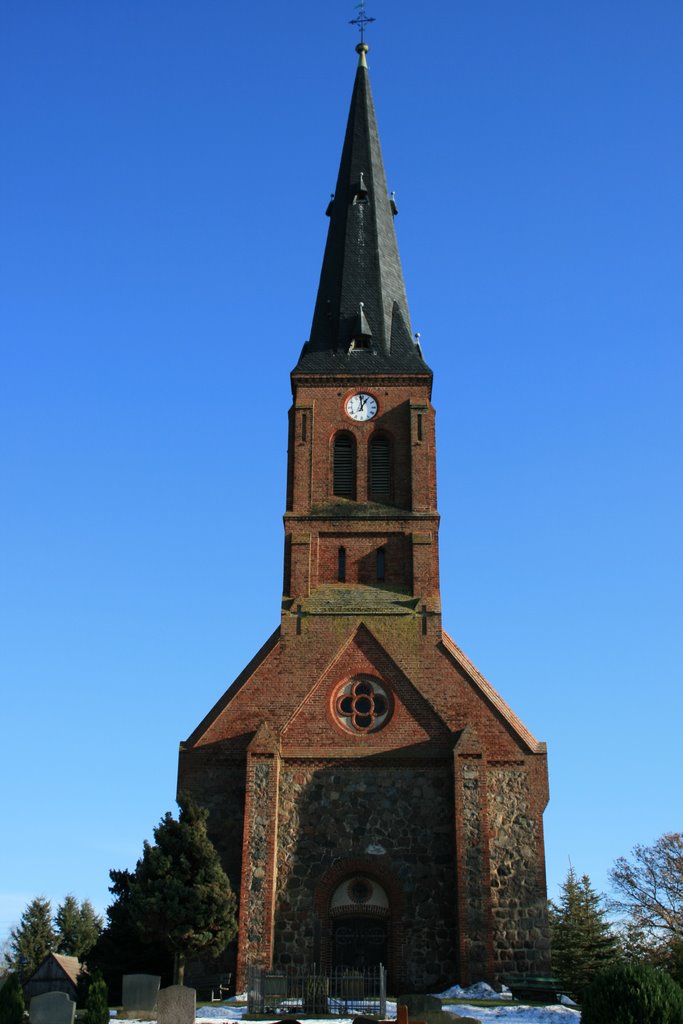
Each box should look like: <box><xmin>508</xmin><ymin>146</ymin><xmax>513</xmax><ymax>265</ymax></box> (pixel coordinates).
<box><xmin>179</xmin><ymin>42</ymin><xmax>551</xmax><ymax>993</ymax></box>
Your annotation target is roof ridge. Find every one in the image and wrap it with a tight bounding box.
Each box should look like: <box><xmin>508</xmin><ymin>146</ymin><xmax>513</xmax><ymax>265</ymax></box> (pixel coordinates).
<box><xmin>441</xmin><ymin>630</ymin><xmax>546</xmax><ymax>754</ymax></box>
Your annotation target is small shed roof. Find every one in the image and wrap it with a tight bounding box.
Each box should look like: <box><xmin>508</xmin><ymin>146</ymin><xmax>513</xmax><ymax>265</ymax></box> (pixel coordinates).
<box><xmin>50</xmin><ymin>954</ymin><xmax>82</xmax><ymax>986</ymax></box>
<box><xmin>25</xmin><ymin>952</ymin><xmax>84</xmax><ymax>988</ymax></box>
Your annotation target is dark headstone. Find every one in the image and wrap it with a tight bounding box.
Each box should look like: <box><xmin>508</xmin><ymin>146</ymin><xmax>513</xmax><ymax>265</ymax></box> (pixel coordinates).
<box><xmin>120</xmin><ymin>974</ymin><xmax>161</xmax><ymax>1020</ymax></box>
<box><xmin>29</xmin><ymin>992</ymin><xmax>76</xmax><ymax>1024</ymax></box>
<box><xmin>396</xmin><ymin>995</ymin><xmax>442</xmax><ymax>1015</ymax></box>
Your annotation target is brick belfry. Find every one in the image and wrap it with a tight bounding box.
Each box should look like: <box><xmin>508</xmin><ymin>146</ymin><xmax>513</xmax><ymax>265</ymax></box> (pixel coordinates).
<box><xmin>178</xmin><ymin>41</ymin><xmax>551</xmax><ymax>993</ymax></box>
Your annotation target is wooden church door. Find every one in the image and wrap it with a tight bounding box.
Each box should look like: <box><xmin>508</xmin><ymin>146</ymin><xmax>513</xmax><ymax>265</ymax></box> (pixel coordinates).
<box><xmin>333</xmin><ymin>916</ymin><xmax>388</xmax><ymax>968</ymax></box>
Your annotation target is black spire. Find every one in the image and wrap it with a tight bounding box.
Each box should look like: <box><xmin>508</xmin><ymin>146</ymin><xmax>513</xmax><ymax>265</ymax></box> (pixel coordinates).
<box><xmin>294</xmin><ymin>46</ymin><xmax>430</xmax><ymax>376</ymax></box>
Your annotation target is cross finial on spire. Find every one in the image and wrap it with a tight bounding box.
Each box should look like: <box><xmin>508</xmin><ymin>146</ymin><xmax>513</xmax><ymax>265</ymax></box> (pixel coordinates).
<box><xmin>349</xmin><ymin>0</ymin><xmax>376</xmax><ymax>45</ymax></box>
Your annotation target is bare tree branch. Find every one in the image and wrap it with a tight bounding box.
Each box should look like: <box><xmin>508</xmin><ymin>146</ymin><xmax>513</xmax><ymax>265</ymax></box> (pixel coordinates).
<box><xmin>609</xmin><ymin>833</ymin><xmax>683</xmax><ymax>940</ymax></box>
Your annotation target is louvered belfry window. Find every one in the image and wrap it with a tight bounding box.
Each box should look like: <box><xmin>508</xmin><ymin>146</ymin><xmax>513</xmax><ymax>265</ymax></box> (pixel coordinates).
<box><xmin>369</xmin><ymin>437</ymin><xmax>391</xmax><ymax>498</ymax></box>
<box><xmin>333</xmin><ymin>434</ymin><xmax>356</xmax><ymax>498</ymax></box>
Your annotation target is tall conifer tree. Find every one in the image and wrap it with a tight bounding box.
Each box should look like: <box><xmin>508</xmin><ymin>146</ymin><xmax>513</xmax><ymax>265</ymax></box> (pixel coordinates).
<box><xmin>5</xmin><ymin>898</ymin><xmax>56</xmax><ymax>979</ymax></box>
<box><xmin>127</xmin><ymin>794</ymin><xmax>237</xmax><ymax>984</ymax></box>
<box><xmin>87</xmin><ymin>868</ymin><xmax>172</xmax><ymax>1002</ymax></box>
<box><xmin>55</xmin><ymin>895</ymin><xmax>103</xmax><ymax>960</ymax></box>
<box><xmin>549</xmin><ymin>866</ymin><xmax>620</xmax><ymax>1000</ymax></box>
<box><xmin>0</xmin><ymin>973</ymin><xmax>25</xmax><ymax>1024</ymax></box>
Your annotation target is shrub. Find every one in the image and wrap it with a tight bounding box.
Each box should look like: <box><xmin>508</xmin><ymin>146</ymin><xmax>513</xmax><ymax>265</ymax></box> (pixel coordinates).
<box><xmin>582</xmin><ymin>962</ymin><xmax>683</xmax><ymax>1024</ymax></box>
<box><xmin>0</xmin><ymin>974</ymin><xmax>25</xmax><ymax>1024</ymax></box>
<box><xmin>84</xmin><ymin>971</ymin><xmax>109</xmax><ymax>1024</ymax></box>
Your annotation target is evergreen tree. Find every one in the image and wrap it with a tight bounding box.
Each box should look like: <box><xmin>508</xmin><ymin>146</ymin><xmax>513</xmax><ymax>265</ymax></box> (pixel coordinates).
<box><xmin>84</xmin><ymin>971</ymin><xmax>109</xmax><ymax>1024</ymax></box>
<box><xmin>55</xmin><ymin>895</ymin><xmax>103</xmax><ymax>960</ymax></box>
<box><xmin>127</xmin><ymin>794</ymin><xmax>238</xmax><ymax>984</ymax></box>
<box><xmin>5</xmin><ymin>897</ymin><xmax>56</xmax><ymax>980</ymax></box>
<box><xmin>0</xmin><ymin>974</ymin><xmax>25</xmax><ymax>1024</ymax></box>
<box><xmin>88</xmin><ymin>869</ymin><xmax>172</xmax><ymax>1004</ymax></box>
<box><xmin>582</xmin><ymin>962</ymin><xmax>683</xmax><ymax>1024</ymax></box>
<box><xmin>549</xmin><ymin>866</ymin><xmax>620</xmax><ymax>1001</ymax></box>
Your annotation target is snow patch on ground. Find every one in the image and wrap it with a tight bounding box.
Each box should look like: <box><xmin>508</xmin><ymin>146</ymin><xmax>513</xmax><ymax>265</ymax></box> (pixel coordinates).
<box><xmin>444</xmin><ymin>1005</ymin><xmax>580</xmax><ymax>1022</ymax></box>
<box><xmin>196</xmin><ymin>1009</ymin><xmax>248</xmax><ymax>1020</ymax></box>
<box><xmin>436</xmin><ymin>982</ymin><xmax>511</xmax><ymax>1001</ymax></box>
<box><xmin>121</xmin><ymin>982</ymin><xmax>581</xmax><ymax>1024</ymax></box>
<box><xmin>192</xmin><ymin>1002</ymin><xmax>581</xmax><ymax>1024</ymax></box>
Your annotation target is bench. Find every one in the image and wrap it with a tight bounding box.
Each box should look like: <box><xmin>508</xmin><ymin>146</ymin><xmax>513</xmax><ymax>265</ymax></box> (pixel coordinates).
<box><xmin>501</xmin><ymin>974</ymin><xmax>563</xmax><ymax>1003</ymax></box>
<box><xmin>209</xmin><ymin>974</ymin><xmax>232</xmax><ymax>1001</ymax></box>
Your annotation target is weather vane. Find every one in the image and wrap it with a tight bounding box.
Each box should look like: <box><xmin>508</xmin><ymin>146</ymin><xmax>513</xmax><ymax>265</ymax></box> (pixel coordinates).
<box><xmin>349</xmin><ymin>0</ymin><xmax>376</xmax><ymax>44</ymax></box>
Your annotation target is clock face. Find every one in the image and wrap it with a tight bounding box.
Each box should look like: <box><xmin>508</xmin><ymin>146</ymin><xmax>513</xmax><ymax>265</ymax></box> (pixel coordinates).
<box><xmin>345</xmin><ymin>392</ymin><xmax>378</xmax><ymax>422</ymax></box>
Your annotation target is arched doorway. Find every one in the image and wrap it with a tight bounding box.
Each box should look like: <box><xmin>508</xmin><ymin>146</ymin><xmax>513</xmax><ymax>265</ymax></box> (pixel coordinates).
<box><xmin>330</xmin><ymin>876</ymin><xmax>389</xmax><ymax>970</ymax></box>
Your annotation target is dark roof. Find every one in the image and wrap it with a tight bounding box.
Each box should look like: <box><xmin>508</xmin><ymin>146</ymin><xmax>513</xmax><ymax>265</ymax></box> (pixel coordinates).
<box><xmin>294</xmin><ymin>47</ymin><xmax>431</xmax><ymax>378</ymax></box>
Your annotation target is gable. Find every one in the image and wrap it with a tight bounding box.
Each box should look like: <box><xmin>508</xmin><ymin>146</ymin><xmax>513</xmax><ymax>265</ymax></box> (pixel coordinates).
<box><xmin>184</xmin><ymin>626</ymin><xmax>282</xmax><ymax>748</ymax></box>
<box><xmin>439</xmin><ymin>631</ymin><xmax>545</xmax><ymax>755</ymax></box>
<box><xmin>280</xmin><ymin>624</ymin><xmax>452</xmax><ymax>755</ymax></box>
<box><xmin>182</xmin><ymin>616</ymin><xmax>545</xmax><ymax>761</ymax></box>
<box><xmin>29</xmin><ymin>954</ymin><xmax>82</xmax><ymax>987</ymax></box>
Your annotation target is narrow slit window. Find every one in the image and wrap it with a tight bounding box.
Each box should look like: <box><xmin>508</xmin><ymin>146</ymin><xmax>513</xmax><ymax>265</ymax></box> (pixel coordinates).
<box><xmin>417</xmin><ymin>413</ymin><xmax>423</xmax><ymax>442</ymax></box>
<box><xmin>333</xmin><ymin>434</ymin><xmax>356</xmax><ymax>497</ymax></box>
<box><xmin>301</xmin><ymin>412</ymin><xmax>307</xmax><ymax>442</ymax></box>
<box><xmin>377</xmin><ymin>547</ymin><xmax>386</xmax><ymax>581</ymax></box>
<box><xmin>369</xmin><ymin>437</ymin><xmax>391</xmax><ymax>498</ymax></box>
<box><xmin>338</xmin><ymin>547</ymin><xmax>346</xmax><ymax>582</ymax></box>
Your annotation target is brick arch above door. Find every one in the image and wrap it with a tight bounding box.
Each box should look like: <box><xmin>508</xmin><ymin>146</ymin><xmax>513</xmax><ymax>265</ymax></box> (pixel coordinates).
<box><xmin>314</xmin><ymin>857</ymin><xmax>405</xmax><ymax>986</ymax></box>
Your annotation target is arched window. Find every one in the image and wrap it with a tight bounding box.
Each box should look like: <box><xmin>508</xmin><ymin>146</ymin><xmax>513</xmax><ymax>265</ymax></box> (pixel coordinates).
<box><xmin>368</xmin><ymin>436</ymin><xmax>391</xmax><ymax>498</ymax></box>
<box><xmin>333</xmin><ymin>433</ymin><xmax>356</xmax><ymax>498</ymax></box>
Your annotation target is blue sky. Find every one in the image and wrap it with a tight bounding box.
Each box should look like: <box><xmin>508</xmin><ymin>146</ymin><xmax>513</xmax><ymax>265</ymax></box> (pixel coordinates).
<box><xmin>2</xmin><ymin>0</ymin><xmax>682</xmax><ymax>948</ymax></box>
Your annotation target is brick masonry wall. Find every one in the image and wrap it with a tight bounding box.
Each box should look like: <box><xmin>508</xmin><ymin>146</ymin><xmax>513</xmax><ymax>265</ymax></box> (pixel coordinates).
<box><xmin>317</xmin><ymin>531</ymin><xmax>409</xmax><ymax>587</ymax></box>
<box><xmin>285</xmin><ymin>378</ymin><xmax>439</xmax><ymax>601</ymax></box>
<box><xmin>287</xmin><ymin>382</ymin><xmax>436</xmax><ymax>515</ymax></box>
<box><xmin>178</xmin><ymin>751</ymin><xmax>246</xmax><ymax>892</ymax></box>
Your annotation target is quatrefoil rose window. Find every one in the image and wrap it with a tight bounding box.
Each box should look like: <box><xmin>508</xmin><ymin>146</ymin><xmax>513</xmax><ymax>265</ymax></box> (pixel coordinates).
<box><xmin>334</xmin><ymin>676</ymin><xmax>390</xmax><ymax>733</ymax></box>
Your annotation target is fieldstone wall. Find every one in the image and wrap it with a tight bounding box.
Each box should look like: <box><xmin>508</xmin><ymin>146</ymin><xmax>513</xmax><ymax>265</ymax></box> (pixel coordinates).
<box><xmin>274</xmin><ymin>760</ymin><xmax>458</xmax><ymax>990</ymax></box>
<box><xmin>245</xmin><ymin>762</ymin><xmax>271</xmax><ymax>949</ymax></box>
<box><xmin>460</xmin><ymin>761</ymin><xmax>488</xmax><ymax>978</ymax></box>
<box><xmin>488</xmin><ymin>767</ymin><xmax>551</xmax><ymax>973</ymax></box>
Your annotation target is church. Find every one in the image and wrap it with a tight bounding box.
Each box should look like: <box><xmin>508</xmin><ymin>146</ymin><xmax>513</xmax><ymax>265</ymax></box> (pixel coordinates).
<box><xmin>178</xmin><ymin>40</ymin><xmax>551</xmax><ymax>993</ymax></box>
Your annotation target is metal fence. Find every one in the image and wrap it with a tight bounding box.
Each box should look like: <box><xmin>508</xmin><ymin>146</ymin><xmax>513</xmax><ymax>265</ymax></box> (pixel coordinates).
<box><xmin>247</xmin><ymin>963</ymin><xmax>387</xmax><ymax>1017</ymax></box>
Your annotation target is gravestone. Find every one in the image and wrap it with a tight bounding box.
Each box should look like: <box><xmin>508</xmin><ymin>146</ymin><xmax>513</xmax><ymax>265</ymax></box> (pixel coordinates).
<box><xmin>121</xmin><ymin>974</ymin><xmax>161</xmax><ymax>1019</ymax></box>
<box><xmin>29</xmin><ymin>991</ymin><xmax>76</xmax><ymax>1024</ymax></box>
<box><xmin>397</xmin><ymin>995</ymin><xmax>443</xmax><ymax>1015</ymax></box>
<box><xmin>157</xmin><ymin>985</ymin><xmax>196</xmax><ymax>1024</ymax></box>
